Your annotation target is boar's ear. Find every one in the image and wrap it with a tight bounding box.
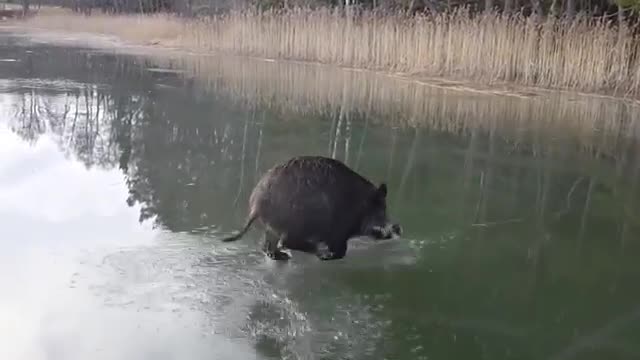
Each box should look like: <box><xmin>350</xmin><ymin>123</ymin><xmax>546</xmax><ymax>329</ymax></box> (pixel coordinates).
<box><xmin>376</xmin><ymin>183</ymin><xmax>388</xmax><ymax>199</ymax></box>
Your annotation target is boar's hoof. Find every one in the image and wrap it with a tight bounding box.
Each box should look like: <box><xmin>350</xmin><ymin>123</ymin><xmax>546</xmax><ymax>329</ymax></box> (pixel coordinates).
<box><xmin>267</xmin><ymin>250</ymin><xmax>291</xmax><ymax>261</ymax></box>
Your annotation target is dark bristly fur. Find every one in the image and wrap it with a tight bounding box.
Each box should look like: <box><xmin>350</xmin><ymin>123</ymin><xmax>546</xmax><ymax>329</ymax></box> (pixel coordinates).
<box><xmin>222</xmin><ymin>155</ymin><xmax>402</xmax><ymax>261</ymax></box>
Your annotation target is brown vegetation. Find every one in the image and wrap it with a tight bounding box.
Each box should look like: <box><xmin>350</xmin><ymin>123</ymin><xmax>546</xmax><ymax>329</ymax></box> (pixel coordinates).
<box><xmin>17</xmin><ymin>6</ymin><xmax>640</xmax><ymax>98</ymax></box>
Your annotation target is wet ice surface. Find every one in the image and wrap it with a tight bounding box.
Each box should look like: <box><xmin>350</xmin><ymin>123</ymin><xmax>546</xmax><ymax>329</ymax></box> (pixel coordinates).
<box><xmin>78</xmin><ymin>232</ymin><xmax>418</xmax><ymax>360</ymax></box>
<box><xmin>3</xmin><ymin>31</ymin><xmax>640</xmax><ymax>360</ymax></box>
<box><xmin>0</xmin><ymin>125</ymin><xmax>416</xmax><ymax>360</ymax></box>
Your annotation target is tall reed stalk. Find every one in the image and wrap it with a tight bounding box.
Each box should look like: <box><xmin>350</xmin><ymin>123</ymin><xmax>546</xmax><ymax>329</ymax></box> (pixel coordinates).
<box><xmin>23</xmin><ymin>6</ymin><xmax>640</xmax><ymax>97</ymax></box>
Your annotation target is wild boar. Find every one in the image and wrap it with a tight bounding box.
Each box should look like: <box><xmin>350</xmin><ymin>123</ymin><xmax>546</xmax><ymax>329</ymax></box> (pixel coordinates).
<box><xmin>221</xmin><ymin>156</ymin><xmax>402</xmax><ymax>260</ymax></box>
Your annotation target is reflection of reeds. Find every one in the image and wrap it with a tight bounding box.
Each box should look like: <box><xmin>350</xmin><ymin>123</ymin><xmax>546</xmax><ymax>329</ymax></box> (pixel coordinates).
<box><xmin>23</xmin><ymin>7</ymin><xmax>640</xmax><ymax>97</ymax></box>
<box><xmin>148</xmin><ymin>52</ymin><xmax>640</xmax><ymax>159</ymax></box>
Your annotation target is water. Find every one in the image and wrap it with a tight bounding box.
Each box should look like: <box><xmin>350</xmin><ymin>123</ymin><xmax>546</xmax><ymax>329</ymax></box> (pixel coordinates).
<box><xmin>1</xmin><ymin>31</ymin><xmax>640</xmax><ymax>360</ymax></box>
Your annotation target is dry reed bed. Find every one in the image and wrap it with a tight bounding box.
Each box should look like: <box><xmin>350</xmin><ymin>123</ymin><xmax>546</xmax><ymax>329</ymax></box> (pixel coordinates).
<box><xmin>22</xmin><ymin>8</ymin><xmax>183</xmax><ymax>43</ymax></box>
<box><xmin>22</xmin><ymin>7</ymin><xmax>640</xmax><ymax>97</ymax></box>
<box><xmin>185</xmin><ymin>9</ymin><xmax>640</xmax><ymax>93</ymax></box>
<box><xmin>148</xmin><ymin>53</ymin><xmax>640</xmax><ymax>159</ymax></box>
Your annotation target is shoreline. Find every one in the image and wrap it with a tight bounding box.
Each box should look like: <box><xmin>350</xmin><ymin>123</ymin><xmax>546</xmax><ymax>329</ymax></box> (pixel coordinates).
<box><xmin>2</xmin><ymin>23</ymin><xmax>640</xmax><ymax>106</ymax></box>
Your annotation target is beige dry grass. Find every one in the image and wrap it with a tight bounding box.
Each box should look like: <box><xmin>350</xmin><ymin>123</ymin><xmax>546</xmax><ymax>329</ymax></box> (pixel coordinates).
<box><xmin>18</xmin><ymin>7</ymin><xmax>640</xmax><ymax>97</ymax></box>
<box><xmin>22</xmin><ymin>7</ymin><xmax>183</xmax><ymax>43</ymax></box>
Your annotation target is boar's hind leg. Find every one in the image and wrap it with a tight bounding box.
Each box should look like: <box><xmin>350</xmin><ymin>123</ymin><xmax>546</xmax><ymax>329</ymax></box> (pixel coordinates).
<box><xmin>262</xmin><ymin>231</ymin><xmax>290</xmax><ymax>261</ymax></box>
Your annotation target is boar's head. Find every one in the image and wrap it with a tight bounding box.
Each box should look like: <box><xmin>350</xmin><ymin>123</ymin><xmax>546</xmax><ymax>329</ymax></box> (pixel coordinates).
<box><xmin>358</xmin><ymin>183</ymin><xmax>402</xmax><ymax>240</ymax></box>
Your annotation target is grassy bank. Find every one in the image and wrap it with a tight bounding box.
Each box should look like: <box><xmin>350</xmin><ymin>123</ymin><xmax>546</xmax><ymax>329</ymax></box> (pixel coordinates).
<box><xmin>16</xmin><ymin>7</ymin><xmax>640</xmax><ymax>98</ymax></box>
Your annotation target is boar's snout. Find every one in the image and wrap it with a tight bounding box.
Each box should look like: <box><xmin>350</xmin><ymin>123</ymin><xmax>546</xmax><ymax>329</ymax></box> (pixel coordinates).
<box><xmin>369</xmin><ymin>222</ymin><xmax>402</xmax><ymax>240</ymax></box>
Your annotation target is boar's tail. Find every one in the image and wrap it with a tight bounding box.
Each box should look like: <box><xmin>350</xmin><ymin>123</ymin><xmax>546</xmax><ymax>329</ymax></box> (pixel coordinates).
<box><xmin>221</xmin><ymin>215</ymin><xmax>257</xmax><ymax>242</ymax></box>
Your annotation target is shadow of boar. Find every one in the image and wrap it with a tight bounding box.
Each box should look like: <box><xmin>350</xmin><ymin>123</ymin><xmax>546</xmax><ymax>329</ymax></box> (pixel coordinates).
<box><xmin>221</xmin><ymin>156</ymin><xmax>402</xmax><ymax>261</ymax></box>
